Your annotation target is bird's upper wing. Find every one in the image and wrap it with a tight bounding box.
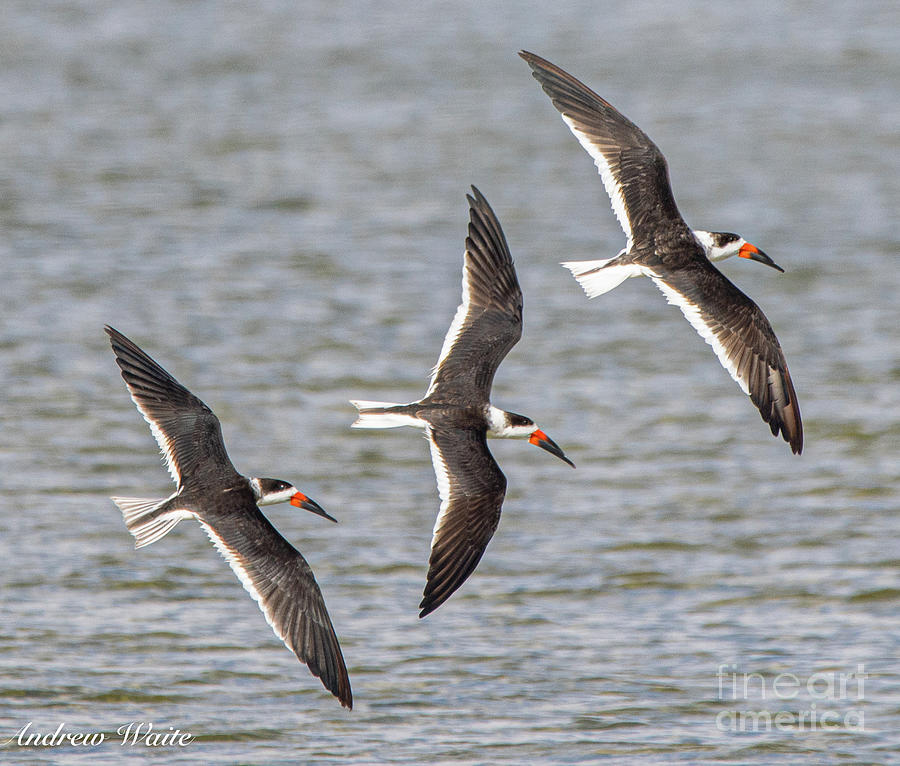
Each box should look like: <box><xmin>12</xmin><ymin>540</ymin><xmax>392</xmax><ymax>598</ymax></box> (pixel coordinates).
<box><xmin>650</xmin><ymin>263</ymin><xmax>803</xmax><ymax>453</ymax></box>
<box><xmin>425</xmin><ymin>187</ymin><xmax>523</xmax><ymax>404</ymax></box>
<box><xmin>106</xmin><ymin>326</ymin><xmax>239</xmax><ymax>488</ymax></box>
<box><xmin>199</xmin><ymin>503</ymin><xmax>352</xmax><ymax>708</ymax></box>
<box><xmin>419</xmin><ymin>424</ymin><xmax>507</xmax><ymax>617</ymax></box>
<box><xmin>520</xmin><ymin>51</ymin><xmax>686</xmax><ymax>248</ymax></box>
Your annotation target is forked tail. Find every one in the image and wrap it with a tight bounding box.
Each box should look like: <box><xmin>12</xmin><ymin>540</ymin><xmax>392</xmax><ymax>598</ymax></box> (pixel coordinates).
<box><xmin>110</xmin><ymin>496</ymin><xmax>191</xmax><ymax>548</ymax></box>
<box><xmin>562</xmin><ymin>257</ymin><xmax>645</xmax><ymax>298</ymax></box>
<box><xmin>349</xmin><ymin>400</ymin><xmax>421</xmax><ymax>429</ymax></box>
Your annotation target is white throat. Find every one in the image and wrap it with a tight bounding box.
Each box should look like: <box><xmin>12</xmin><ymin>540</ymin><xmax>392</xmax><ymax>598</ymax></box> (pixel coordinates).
<box><xmin>258</xmin><ymin>488</ymin><xmax>296</xmax><ymax>506</ymax></box>
<box><xmin>693</xmin><ymin>230</ymin><xmax>718</xmax><ymax>258</ymax></box>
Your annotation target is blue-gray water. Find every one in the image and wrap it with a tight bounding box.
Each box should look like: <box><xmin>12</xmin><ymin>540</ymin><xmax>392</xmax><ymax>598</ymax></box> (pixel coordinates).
<box><xmin>2</xmin><ymin>2</ymin><xmax>898</xmax><ymax>764</ymax></box>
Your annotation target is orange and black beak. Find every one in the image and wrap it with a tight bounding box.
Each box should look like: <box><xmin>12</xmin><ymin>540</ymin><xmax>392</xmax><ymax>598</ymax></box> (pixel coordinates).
<box><xmin>739</xmin><ymin>242</ymin><xmax>784</xmax><ymax>273</ymax></box>
<box><xmin>290</xmin><ymin>492</ymin><xmax>337</xmax><ymax>523</ymax></box>
<box><xmin>529</xmin><ymin>429</ymin><xmax>575</xmax><ymax>468</ymax></box>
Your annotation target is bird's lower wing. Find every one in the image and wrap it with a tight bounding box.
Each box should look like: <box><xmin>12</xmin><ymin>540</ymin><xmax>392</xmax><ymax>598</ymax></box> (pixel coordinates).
<box><xmin>651</xmin><ymin>268</ymin><xmax>802</xmax><ymax>454</ymax></box>
<box><xmin>420</xmin><ymin>426</ymin><xmax>507</xmax><ymax>617</ymax></box>
<box><xmin>198</xmin><ymin>509</ymin><xmax>352</xmax><ymax>708</ymax></box>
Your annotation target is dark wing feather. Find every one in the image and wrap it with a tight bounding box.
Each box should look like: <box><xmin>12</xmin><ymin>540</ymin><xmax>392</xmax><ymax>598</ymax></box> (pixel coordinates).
<box><xmin>105</xmin><ymin>326</ymin><xmax>239</xmax><ymax>487</ymax></box>
<box><xmin>520</xmin><ymin>51</ymin><xmax>686</xmax><ymax>246</ymax></box>
<box><xmin>651</xmin><ymin>264</ymin><xmax>803</xmax><ymax>454</ymax></box>
<box><xmin>425</xmin><ymin>187</ymin><xmax>523</xmax><ymax>404</ymax></box>
<box><xmin>419</xmin><ymin>425</ymin><xmax>507</xmax><ymax>617</ymax></box>
<box><xmin>199</xmin><ymin>502</ymin><xmax>352</xmax><ymax>708</ymax></box>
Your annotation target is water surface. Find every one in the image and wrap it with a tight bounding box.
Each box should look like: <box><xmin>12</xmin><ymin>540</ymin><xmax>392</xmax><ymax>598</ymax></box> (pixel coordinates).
<box><xmin>1</xmin><ymin>1</ymin><xmax>898</xmax><ymax>763</ymax></box>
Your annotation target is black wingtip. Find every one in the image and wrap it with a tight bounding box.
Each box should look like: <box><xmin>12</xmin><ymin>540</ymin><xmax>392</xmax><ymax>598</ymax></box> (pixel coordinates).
<box><xmin>316</xmin><ymin>655</ymin><xmax>353</xmax><ymax>709</ymax></box>
<box><xmin>322</xmin><ymin>667</ymin><xmax>353</xmax><ymax>709</ymax></box>
<box><xmin>417</xmin><ymin>583</ymin><xmax>449</xmax><ymax>619</ymax></box>
<box><xmin>417</xmin><ymin>582</ymin><xmax>464</xmax><ymax>619</ymax></box>
<box><xmin>465</xmin><ymin>184</ymin><xmax>489</xmax><ymax>212</ymax></box>
<box><xmin>418</xmin><ymin>544</ymin><xmax>487</xmax><ymax>619</ymax></box>
<box><xmin>755</xmin><ymin>372</ymin><xmax>803</xmax><ymax>455</ymax></box>
<box><xmin>518</xmin><ymin>50</ymin><xmax>557</xmax><ymax>77</ymax></box>
<box><xmin>788</xmin><ymin>420</ymin><xmax>803</xmax><ymax>455</ymax></box>
<box><xmin>337</xmin><ymin>683</ymin><xmax>353</xmax><ymax>710</ymax></box>
<box><xmin>774</xmin><ymin>367</ymin><xmax>803</xmax><ymax>455</ymax></box>
<box><xmin>769</xmin><ymin>401</ymin><xmax>802</xmax><ymax>455</ymax></box>
<box><xmin>418</xmin><ymin>584</ymin><xmax>445</xmax><ymax>618</ymax></box>
<box><xmin>418</xmin><ymin>591</ymin><xmax>447</xmax><ymax>619</ymax></box>
<box><xmin>104</xmin><ymin>324</ymin><xmax>122</xmax><ymax>344</ymax></box>
<box><xmin>104</xmin><ymin>325</ymin><xmax>141</xmax><ymax>360</ymax></box>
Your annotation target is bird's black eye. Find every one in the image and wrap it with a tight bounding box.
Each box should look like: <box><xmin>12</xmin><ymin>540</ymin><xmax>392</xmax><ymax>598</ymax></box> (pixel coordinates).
<box><xmin>717</xmin><ymin>232</ymin><xmax>740</xmax><ymax>247</ymax></box>
<box><xmin>507</xmin><ymin>413</ymin><xmax>533</xmax><ymax>428</ymax></box>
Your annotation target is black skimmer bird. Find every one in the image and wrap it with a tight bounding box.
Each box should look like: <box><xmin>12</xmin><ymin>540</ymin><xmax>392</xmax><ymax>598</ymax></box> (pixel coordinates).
<box><xmin>520</xmin><ymin>51</ymin><xmax>802</xmax><ymax>454</ymax></box>
<box><xmin>350</xmin><ymin>187</ymin><xmax>574</xmax><ymax>618</ymax></box>
<box><xmin>105</xmin><ymin>326</ymin><xmax>352</xmax><ymax>709</ymax></box>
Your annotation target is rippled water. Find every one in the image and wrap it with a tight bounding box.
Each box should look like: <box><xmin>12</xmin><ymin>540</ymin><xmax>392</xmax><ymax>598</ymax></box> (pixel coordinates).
<box><xmin>2</xmin><ymin>1</ymin><xmax>899</xmax><ymax>764</ymax></box>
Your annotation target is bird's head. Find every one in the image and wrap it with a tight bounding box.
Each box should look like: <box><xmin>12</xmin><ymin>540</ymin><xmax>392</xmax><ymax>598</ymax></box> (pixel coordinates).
<box><xmin>486</xmin><ymin>408</ymin><xmax>575</xmax><ymax>467</ymax></box>
<box><xmin>250</xmin><ymin>477</ymin><xmax>336</xmax><ymax>522</ymax></box>
<box><xmin>696</xmin><ymin>231</ymin><xmax>784</xmax><ymax>272</ymax></box>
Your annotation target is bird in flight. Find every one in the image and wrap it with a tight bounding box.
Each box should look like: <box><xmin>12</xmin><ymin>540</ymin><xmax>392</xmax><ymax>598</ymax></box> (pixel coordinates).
<box><xmin>521</xmin><ymin>50</ymin><xmax>802</xmax><ymax>454</ymax></box>
<box><xmin>106</xmin><ymin>325</ymin><xmax>352</xmax><ymax>708</ymax></box>
<box><xmin>351</xmin><ymin>187</ymin><xmax>574</xmax><ymax>617</ymax></box>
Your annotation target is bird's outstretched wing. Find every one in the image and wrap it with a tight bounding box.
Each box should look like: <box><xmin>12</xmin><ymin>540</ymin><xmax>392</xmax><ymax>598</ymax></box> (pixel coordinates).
<box><xmin>651</xmin><ymin>263</ymin><xmax>802</xmax><ymax>453</ymax></box>
<box><xmin>521</xmin><ymin>51</ymin><xmax>686</xmax><ymax>248</ymax></box>
<box><xmin>426</xmin><ymin>187</ymin><xmax>523</xmax><ymax>404</ymax></box>
<box><xmin>419</xmin><ymin>425</ymin><xmax>507</xmax><ymax>617</ymax></box>
<box><xmin>106</xmin><ymin>326</ymin><xmax>239</xmax><ymax>487</ymax></box>
<box><xmin>199</xmin><ymin>504</ymin><xmax>352</xmax><ymax>708</ymax></box>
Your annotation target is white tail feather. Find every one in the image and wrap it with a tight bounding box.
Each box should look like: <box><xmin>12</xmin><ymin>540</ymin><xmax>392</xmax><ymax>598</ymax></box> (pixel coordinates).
<box><xmin>111</xmin><ymin>496</ymin><xmax>193</xmax><ymax>548</ymax></box>
<box><xmin>562</xmin><ymin>258</ymin><xmax>644</xmax><ymax>298</ymax></box>
<box><xmin>349</xmin><ymin>400</ymin><xmax>403</xmax><ymax>411</ymax></box>
<box><xmin>349</xmin><ymin>400</ymin><xmax>423</xmax><ymax>429</ymax></box>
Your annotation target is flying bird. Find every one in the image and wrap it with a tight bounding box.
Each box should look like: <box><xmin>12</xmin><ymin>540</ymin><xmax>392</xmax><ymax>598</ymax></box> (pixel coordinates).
<box><xmin>350</xmin><ymin>187</ymin><xmax>574</xmax><ymax>618</ymax></box>
<box><xmin>105</xmin><ymin>325</ymin><xmax>352</xmax><ymax>708</ymax></box>
<box><xmin>520</xmin><ymin>50</ymin><xmax>802</xmax><ymax>454</ymax></box>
